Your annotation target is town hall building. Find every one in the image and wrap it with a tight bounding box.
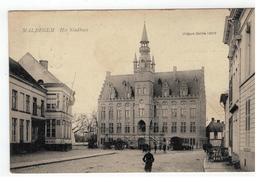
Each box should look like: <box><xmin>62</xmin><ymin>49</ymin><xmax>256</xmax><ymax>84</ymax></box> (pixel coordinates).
<box><xmin>97</xmin><ymin>24</ymin><xmax>206</xmax><ymax>148</ymax></box>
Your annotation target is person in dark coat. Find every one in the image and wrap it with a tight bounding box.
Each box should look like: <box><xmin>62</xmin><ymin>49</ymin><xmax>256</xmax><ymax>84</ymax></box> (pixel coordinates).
<box><xmin>154</xmin><ymin>142</ymin><xmax>157</xmax><ymax>154</ymax></box>
<box><xmin>142</xmin><ymin>149</ymin><xmax>155</xmax><ymax>172</ymax></box>
<box><xmin>163</xmin><ymin>144</ymin><xmax>166</xmax><ymax>153</ymax></box>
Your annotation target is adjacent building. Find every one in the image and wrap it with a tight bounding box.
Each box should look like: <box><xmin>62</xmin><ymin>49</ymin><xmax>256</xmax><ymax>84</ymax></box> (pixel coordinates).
<box><xmin>97</xmin><ymin>24</ymin><xmax>206</xmax><ymax>149</ymax></box>
<box><xmin>223</xmin><ymin>8</ymin><xmax>255</xmax><ymax>171</ymax></box>
<box><xmin>10</xmin><ymin>53</ymin><xmax>75</xmax><ymax>153</ymax></box>
<box><xmin>206</xmin><ymin>118</ymin><xmax>224</xmax><ymax>147</ymax></box>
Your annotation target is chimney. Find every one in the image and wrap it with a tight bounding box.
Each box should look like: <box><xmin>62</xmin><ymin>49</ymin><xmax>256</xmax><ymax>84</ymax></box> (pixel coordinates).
<box><xmin>39</xmin><ymin>60</ymin><xmax>48</xmax><ymax>70</ymax></box>
<box><xmin>173</xmin><ymin>66</ymin><xmax>177</xmax><ymax>78</ymax></box>
<box><xmin>106</xmin><ymin>71</ymin><xmax>111</xmax><ymax>78</ymax></box>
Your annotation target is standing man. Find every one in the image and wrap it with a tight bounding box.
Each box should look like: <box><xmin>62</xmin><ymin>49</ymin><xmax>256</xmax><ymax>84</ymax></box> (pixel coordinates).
<box><xmin>142</xmin><ymin>148</ymin><xmax>155</xmax><ymax>172</ymax></box>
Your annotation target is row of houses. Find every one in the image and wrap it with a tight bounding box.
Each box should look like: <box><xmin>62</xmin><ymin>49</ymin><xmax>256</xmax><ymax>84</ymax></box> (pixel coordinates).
<box><xmin>220</xmin><ymin>8</ymin><xmax>255</xmax><ymax>171</ymax></box>
<box><xmin>10</xmin><ymin>53</ymin><xmax>75</xmax><ymax>153</ymax></box>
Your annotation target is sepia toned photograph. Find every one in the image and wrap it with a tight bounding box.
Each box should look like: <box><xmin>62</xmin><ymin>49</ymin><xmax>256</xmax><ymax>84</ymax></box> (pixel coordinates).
<box><xmin>8</xmin><ymin>8</ymin><xmax>255</xmax><ymax>173</ymax></box>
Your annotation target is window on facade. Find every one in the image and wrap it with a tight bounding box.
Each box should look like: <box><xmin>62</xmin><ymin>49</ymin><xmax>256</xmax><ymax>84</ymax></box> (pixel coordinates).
<box><xmin>41</xmin><ymin>100</ymin><xmax>45</xmax><ymax>117</ymax></box>
<box><xmin>125</xmin><ymin>110</ymin><xmax>130</xmax><ymax>120</ymax></box>
<box><xmin>101</xmin><ymin>123</ymin><xmax>105</xmax><ymax>134</ymax></box>
<box><xmin>19</xmin><ymin>119</ymin><xmax>24</xmax><ymax>142</ymax></box>
<box><xmin>190</xmin><ymin>122</ymin><xmax>196</xmax><ymax>133</ymax></box>
<box><xmin>117</xmin><ymin>110</ymin><xmax>122</xmax><ymax>121</ymax></box>
<box><xmin>33</xmin><ymin>97</ymin><xmax>37</xmax><ymax>115</ymax></box>
<box><xmin>101</xmin><ymin>106</ymin><xmax>106</xmax><ymax>121</ymax></box>
<box><xmin>137</xmin><ymin>88</ymin><xmax>141</xmax><ymax>95</ymax></box>
<box><xmin>116</xmin><ymin>123</ymin><xmax>122</xmax><ymax>133</ymax></box>
<box><xmin>51</xmin><ymin>119</ymin><xmax>56</xmax><ymax>137</ymax></box>
<box><xmin>109</xmin><ymin>123</ymin><xmax>114</xmax><ymax>134</ymax></box>
<box><xmin>12</xmin><ymin>89</ymin><xmax>18</xmax><ymax>110</ymax></box>
<box><xmin>20</xmin><ymin>92</ymin><xmax>25</xmax><ymax>111</ymax></box>
<box><xmin>171</xmin><ymin>108</ymin><xmax>177</xmax><ymax>118</ymax></box>
<box><xmin>181</xmin><ymin>108</ymin><xmax>186</xmax><ymax>118</ymax></box>
<box><xmin>125</xmin><ymin>123</ymin><xmax>130</xmax><ymax>133</ymax></box>
<box><xmin>153</xmin><ymin>122</ymin><xmax>158</xmax><ymax>133</ymax></box>
<box><xmin>139</xmin><ymin>108</ymin><xmax>144</xmax><ymax>117</ymax></box>
<box><xmin>162</xmin><ymin>122</ymin><xmax>168</xmax><ymax>133</ymax></box>
<box><xmin>26</xmin><ymin>120</ymin><xmax>30</xmax><ymax>141</ymax></box>
<box><xmin>11</xmin><ymin>118</ymin><xmax>17</xmax><ymax>142</ymax></box>
<box><xmin>171</xmin><ymin>122</ymin><xmax>177</xmax><ymax>133</ymax></box>
<box><xmin>214</xmin><ymin>131</ymin><xmax>218</xmax><ymax>139</ymax></box>
<box><xmin>143</xmin><ymin>87</ymin><xmax>147</xmax><ymax>95</ymax></box>
<box><xmin>162</xmin><ymin>109</ymin><xmax>168</xmax><ymax>118</ymax></box>
<box><xmin>108</xmin><ymin>107</ymin><xmax>113</xmax><ymax>120</ymax></box>
<box><xmin>46</xmin><ymin>120</ymin><xmax>51</xmax><ymax>137</ymax></box>
<box><xmin>26</xmin><ymin>95</ymin><xmax>30</xmax><ymax>113</ymax></box>
<box><xmin>154</xmin><ymin>105</ymin><xmax>157</xmax><ymax>117</ymax></box>
<box><xmin>181</xmin><ymin>122</ymin><xmax>186</xmax><ymax>133</ymax></box>
<box><xmin>190</xmin><ymin>108</ymin><xmax>196</xmax><ymax>118</ymax></box>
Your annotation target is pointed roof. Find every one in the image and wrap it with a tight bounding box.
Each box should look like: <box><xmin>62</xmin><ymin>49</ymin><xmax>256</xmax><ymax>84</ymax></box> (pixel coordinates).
<box><xmin>140</xmin><ymin>22</ymin><xmax>149</xmax><ymax>43</ymax></box>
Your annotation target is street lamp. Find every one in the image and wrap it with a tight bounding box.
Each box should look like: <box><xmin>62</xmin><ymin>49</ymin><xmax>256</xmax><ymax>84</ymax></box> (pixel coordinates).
<box><xmin>149</xmin><ymin>120</ymin><xmax>153</xmax><ymax>149</ymax></box>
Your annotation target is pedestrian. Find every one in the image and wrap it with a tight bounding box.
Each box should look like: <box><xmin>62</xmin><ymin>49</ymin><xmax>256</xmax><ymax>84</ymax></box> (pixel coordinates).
<box><xmin>163</xmin><ymin>144</ymin><xmax>166</xmax><ymax>153</ymax></box>
<box><xmin>142</xmin><ymin>148</ymin><xmax>155</xmax><ymax>172</ymax></box>
<box><xmin>154</xmin><ymin>143</ymin><xmax>157</xmax><ymax>154</ymax></box>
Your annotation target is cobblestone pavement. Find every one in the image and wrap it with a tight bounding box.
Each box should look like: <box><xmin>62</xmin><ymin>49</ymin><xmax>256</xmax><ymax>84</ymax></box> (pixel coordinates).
<box><xmin>11</xmin><ymin>149</ymin><xmax>205</xmax><ymax>173</ymax></box>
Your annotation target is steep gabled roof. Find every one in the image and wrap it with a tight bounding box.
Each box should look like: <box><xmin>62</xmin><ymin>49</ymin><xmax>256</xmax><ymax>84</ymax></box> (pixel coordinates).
<box><xmin>9</xmin><ymin>57</ymin><xmax>46</xmax><ymax>92</ymax></box>
<box><xmin>100</xmin><ymin>69</ymin><xmax>203</xmax><ymax>100</ymax></box>
<box><xmin>207</xmin><ymin>120</ymin><xmax>224</xmax><ymax>132</ymax></box>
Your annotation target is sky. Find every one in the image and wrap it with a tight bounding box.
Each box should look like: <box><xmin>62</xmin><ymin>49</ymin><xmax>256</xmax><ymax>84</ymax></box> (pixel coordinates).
<box><xmin>9</xmin><ymin>9</ymin><xmax>230</xmax><ymax>122</ymax></box>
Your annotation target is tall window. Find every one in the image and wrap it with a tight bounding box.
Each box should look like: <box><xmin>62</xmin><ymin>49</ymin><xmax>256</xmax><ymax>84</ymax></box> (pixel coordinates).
<box><xmin>108</xmin><ymin>106</ymin><xmax>113</xmax><ymax>120</ymax></box>
<box><xmin>190</xmin><ymin>108</ymin><xmax>196</xmax><ymax>119</ymax></box>
<box><xmin>33</xmin><ymin>97</ymin><xmax>37</xmax><ymax>115</ymax></box>
<box><xmin>162</xmin><ymin>109</ymin><xmax>168</xmax><ymax>118</ymax></box>
<box><xmin>26</xmin><ymin>120</ymin><xmax>30</xmax><ymax>141</ymax></box>
<box><xmin>162</xmin><ymin>122</ymin><xmax>168</xmax><ymax>133</ymax></box>
<box><xmin>125</xmin><ymin>110</ymin><xmax>130</xmax><ymax>120</ymax></box>
<box><xmin>46</xmin><ymin>120</ymin><xmax>51</xmax><ymax>137</ymax></box>
<box><xmin>101</xmin><ymin>123</ymin><xmax>105</xmax><ymax>134</ymax></box>
<box><xmin>181</xmin><ymin>108</ymin><xmax>186</xmax><ymax>118</ymax></box>
<box><xmin>181</xmin><ymin>122</ymin><xmax>186</xmax><ymax>133</ymax></box>
<box><xmin>171</xmin><ymin>108</ymin><xmax>177</xmax><ymax>118</ymax></box>
<box><xmin>143</xmin><ymin>87</ymin><xmax>147</xmax><ymax>94</ymax></box>
<box><xmin>116</xmin><ymin>123</ymin><xmax>122</xmax><ymax>133</ymax></box>
<box><xmin>101</xmin><ymin>106</ymin><xmax>106</xmax><ymax>121</ymax></box>
<box><xmin>11</xmin><ymin>118</ymin><xmax>17</xmax><ymax>142</ymax></box>
<box><xmin>153</xmin><ymin>122</ymin><xmax>159</xmax><ymax>133</ymax></box>
<box><xmin>109</xmin><ymin>123</ymin><xmax>114</xmax><ymax>134</ymax></box>
<box><xmin>20</xmin><ymin>92</ymin><xmax>25</xmax><ymax>111</ymax></box>
<box><xmin>171</xmin><ymin>122</ymin><xmax>177</xmax><ymax>133</ymax></box>
<box><xmin>125</xmin><ymin>123</ymin><xmax>130</xmax><ymax>133</ymax></box>
<box><xmin>26</xmin><ymin>95</ymin><xmax>30</xmax><ymax>113</ymax></box>
<box><xmin>154</xmin><ymin>105</ymin><xmax>157</xmax><ymax>117</ymax></box>
<box><xmin>19</xmin><ymin>119</ymin><xmax>24</xmax><ymax>142</ymax></box>
<box><xmin>41</xmin><ymin>100</ymin><xmax>45</xmax><ymax>117</ymax></box>
<box><xmin>117</xmin><ymin>110</ymin><xmax>122</xmax><ymax>121</ymax></box>
<box><xmin>12</xmin><ymin>89</ymin><xmax>18</xmax><ymax>110</ymax></box>
<box><xmin>245</xmin><ymin>99</ymin><xmax>251</xmax><ymax>147</ymax></box>
<box><xmin>190</xmin><ymin>122</ymin><xmax>196</xmax><ymax>133</ymax></box>
<box><xmin>139</xmin><ymin>108</ymin><xmax>144</xmax><ymax>117</ymax></box>
<box><xmin>51</xmin><ymin>119</ymin><xmax>56</xmax><ymax>137</ymax></box>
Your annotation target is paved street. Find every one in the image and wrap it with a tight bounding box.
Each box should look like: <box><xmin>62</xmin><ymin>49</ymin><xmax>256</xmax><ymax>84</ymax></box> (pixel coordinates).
<box><xmin>11</xmin><ymin>147</ymin><xmax>205</xmax><ymax>173</ymax></box>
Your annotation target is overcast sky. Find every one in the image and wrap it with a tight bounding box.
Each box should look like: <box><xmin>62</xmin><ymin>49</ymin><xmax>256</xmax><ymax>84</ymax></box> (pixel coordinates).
<box><xmin>9</xmin><ymin>9</ymin><xmax>229</xmax><ymax>122</ymax></box>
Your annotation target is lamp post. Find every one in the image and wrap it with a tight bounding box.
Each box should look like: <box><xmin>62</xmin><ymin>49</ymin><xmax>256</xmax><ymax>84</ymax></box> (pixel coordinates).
<box><xmin>149</xmin><ymin>120</ymin><xmax>153</xmax><ymax>148</ymax></box>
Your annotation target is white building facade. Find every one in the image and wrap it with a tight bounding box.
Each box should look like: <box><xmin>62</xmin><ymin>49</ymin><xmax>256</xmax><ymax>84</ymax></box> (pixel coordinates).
<box><xmin>223</xmin><ymin>8</ymin><xmax>255</xmax><ymax>171</ymax></box>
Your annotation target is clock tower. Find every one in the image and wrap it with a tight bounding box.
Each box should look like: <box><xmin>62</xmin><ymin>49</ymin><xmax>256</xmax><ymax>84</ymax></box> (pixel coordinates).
<box><xmin>134</xmin><ymin>23</ymin><xmax>155</xmax><ymax>138</ymax></box>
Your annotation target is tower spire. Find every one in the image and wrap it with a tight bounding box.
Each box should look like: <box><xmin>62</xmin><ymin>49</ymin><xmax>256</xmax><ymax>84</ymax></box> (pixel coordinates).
<box><xmin>140</xmin><ymin>22</ymin><xmax>149</xmax><ymax>43</ymax></box>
